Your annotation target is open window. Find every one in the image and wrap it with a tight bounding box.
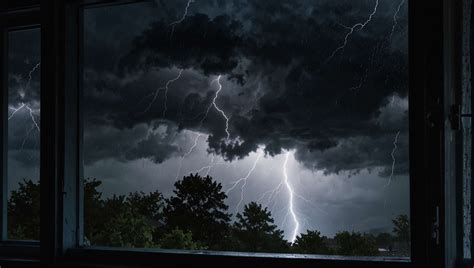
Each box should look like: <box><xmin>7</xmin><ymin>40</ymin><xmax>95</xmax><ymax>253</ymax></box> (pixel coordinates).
<box><xmin>82</xmin><ymin>0</ymin><xmax>411</xmax><ymax>259</ymax></box>
<box><xmin>0</xmin><ymin>0</ymin><xmax>457</xmax><ymax>267</ymax></box>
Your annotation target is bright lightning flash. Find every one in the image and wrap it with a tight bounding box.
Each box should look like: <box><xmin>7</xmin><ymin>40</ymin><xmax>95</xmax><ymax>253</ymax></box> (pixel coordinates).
<box><xmin>283</xmin><ymin>151</ymin><xmax>300</xmax><ymax>243</ymax></box>
<box><xmin>211</xmin><ymin>75</ymin><xmax>231</xmax><ymax>141</ymax></box>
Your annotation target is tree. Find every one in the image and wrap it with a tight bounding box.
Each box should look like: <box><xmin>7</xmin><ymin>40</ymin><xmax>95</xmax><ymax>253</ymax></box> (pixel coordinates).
<box><xmin>233</xmin><ymin>202</ymin><xmax>288</xmax><ymax>252</ymax></box>
<box><xmin>392</xmin><ymin>214</ymin><xmax>410</xmax><ymax>248</ymax></box>
<box><xmin>334</xmin><ymin>231</ymin><xmax>379</xmax><ymax>256</ymax></box>
<box><xmin>159</xmin><ymin>228</ymin><xmax>204</xmax><ymax>250</ymax></box>
<box><xmin>84</xmin><ymin>178</ymin><xmax>165</xmax><ymax>247</ymax></box>
<box><xmin>292</xmin><ymin>230</ymin><xmax>332</xmax><ymax>254</ymax></box>
<box><xmin>127</xmin><ymin>190</ymin><xmax>164</xmax><ymax>221</ymax></box>
<box><xmin>8</xmin><ymin>179</ymin><xmax>40</xmax><ymax>240</ymax></box>
<box><xmin>94</xmin><ymin>206</ymin><xmax>156</xmax><ymax>248</ymax></box>
<box><xmin>164</xmin><ymin>174</ymin><xmax>231</xmax><ymax>249</ymax></box>
<box><xmin>375</xmin><ymin>232</ymin><xmax>394</xmax><ymax>251</ymax></box>
<box><xmin>84</xmin><ymin>178</ymin><xmax>105</xmax><ymax>244</ymax></box>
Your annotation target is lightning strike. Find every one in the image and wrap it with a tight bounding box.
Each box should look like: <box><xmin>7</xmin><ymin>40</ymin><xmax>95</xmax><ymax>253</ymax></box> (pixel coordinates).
<box><xmin>8</xmin><ymin>103</ymin><xmax>40</xmax><ymax>150</ymax></box>
<box><xmin>226</xmin><ymin>152</ymin><xmax>262</xmax><ymax>215</ymax></box>
<box><xmin>142</xmin><ymin>69</ymin><xmax>183</xmax><ymax>114</ymax></box>
<box><xmin>162</xmin><ymin>69</ymin><xmax>184</xmax><ymax>118</ymax></box>
<box><xmin>169</xmin><ymin>0</ymin><xmax>195</xmax><ymax>40</ymax></box>
<box><xmin>8</xmin><ymin>103</ymin><xmax>26</xmax><ymax>120</ymax></box>
<box><xmin>211</xmin><ymin>75</ymin><xmax>231</xmax><ymax>141</ymax></box>
<box><xmin>189</xmin><ymin>155</ymin><xmax>216</xmax><ymax>175</ymax></box>
<box><xmin>384</xmin><ymin>130</ymin><xmax>401</xmax><ymax>188</ymax></box>
<box><xmin>383</xmin><ymin>130</ymin><xmax>401</xmax><ymax>220</ymax></box>
<box><xmin>174</xmin><ymin>133</ymin><xmax>207</xmax><ymax>181</ymax></box>
<box><xmin>25</xmin><ymin>62</ymin><xmax>41</xmax><ymax>94</ymax></box>
<box><xmin>170</xmin><ymin>0</ymin><xmax>195</xmax><ymax>26</ymax></box>
<box><xmin>25</xmin><ymin>105</ymin><xmax>40</xmax><ymax>132</ymax></box>
<box><xmin>327</xmin><ymin>0</ymin><xmax>379</xmax><ymax>62</ymax></box>
<box><xmin>389</xmin><ymin>0</ymin><xmax>406</xmax><ymax>41</ymax></box>
<box><xmin>283</xmin><ymin>151</ymin><xmax>300</xmax><ymax>243</ymax></box>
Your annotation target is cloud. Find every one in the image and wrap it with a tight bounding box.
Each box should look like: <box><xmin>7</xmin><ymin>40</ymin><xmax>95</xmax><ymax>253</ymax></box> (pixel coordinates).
<box><xmin>82</xmin><ymin>0</ymin><xmax>409</xmax><ymax>175</ymax></box>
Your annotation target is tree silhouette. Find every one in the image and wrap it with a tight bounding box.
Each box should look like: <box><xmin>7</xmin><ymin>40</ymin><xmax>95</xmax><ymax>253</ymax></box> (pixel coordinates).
<box><xmin>159</xmin><ymin>228</ymin><xmax>204</xmax><ymax>250</ymax></box>
<box><xmin>375</xmin><ymin>232</ymin><xmax>394</xmax><ymax>251</ymax></box>
<box><xmin>8</xmin><ymin>179</ymin><xmax>40</xmax><ymax>240</ymax></box>
<box><xmin>392</xmin><ymin>214</ymin><xmax>410</xmax><ymax>248</ymax></box>
<box><xmin>84</xmin><ymin>178</ymin><xmax>165</xmax><ymax>247</ymax></box>
<box><xmin>6</xmin><ymin>177</ymin><xmax>409</xmax><ymax>257</ymax></box>
<box><xmin>334</xmin><ymin>231</ymin><xmax>378</xmax><ymax>256</ymax></box>
<box><xmin>164</xmin><ymin>174</ymin><xmax>231</xmax><ymax>249</ymax></box>
<box><xmin>233</xmin><ymin>202</ymin><xmax>288</xmax><ymax>252</ymax></box>
<box><xmin>292</xmin><ymin>230</ymin><xmax>332</xmax><ymax>254</ymax></box>
<box><xmin>93</xmin><ymin>205</ymin><xmax>156</xmax><ymax>248</ymax></box>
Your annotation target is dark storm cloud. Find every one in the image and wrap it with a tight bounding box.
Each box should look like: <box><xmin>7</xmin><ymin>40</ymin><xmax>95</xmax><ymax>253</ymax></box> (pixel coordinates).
<box><xmin>83</xmin><ymin>0</ymin><xmax>409</xmax><ymax>175</ymax></box>
<box><xmin>83</xmin><ymin>122</ymin><xmax>181</xmax><ymax>165</ymax></box>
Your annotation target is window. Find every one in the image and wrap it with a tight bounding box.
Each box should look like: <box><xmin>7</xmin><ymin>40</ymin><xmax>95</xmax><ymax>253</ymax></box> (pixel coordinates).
<box><xmin>82</xmin><ymin>0</ymin><xmax>410</xmax><ymax>258</ymax></box>
<box><xmin>6</xmin><ymin>28</ymin><xmax>40</xmax><ymax>241</ymax></box>
<box><xmin>0</xmin><ymin>0</ymin><xmax>451</xmax><ymax>267</ymax></box>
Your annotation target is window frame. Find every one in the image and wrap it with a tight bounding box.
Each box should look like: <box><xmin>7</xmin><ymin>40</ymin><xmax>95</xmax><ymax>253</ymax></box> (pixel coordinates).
<box><xmin>0</xmin><ymin>0</ymin><xmax>456</xmax><ymax>267</ymax></box>
<box><xmin>0</xmin><ymin>3</ymin><xmax>41</xmax><ymax>261</ymax></box>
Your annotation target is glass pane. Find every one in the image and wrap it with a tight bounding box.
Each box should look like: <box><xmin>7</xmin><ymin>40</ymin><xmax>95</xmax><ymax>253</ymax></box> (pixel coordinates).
<box><xmin>83</xmin><ymin>0</ymin><xmax>409</xmax><ymax>258</ymax></box>
<box><xmin>7</xmin><ymin>29</ymin><xmax>41</xmax><ymax>240</ymax></box>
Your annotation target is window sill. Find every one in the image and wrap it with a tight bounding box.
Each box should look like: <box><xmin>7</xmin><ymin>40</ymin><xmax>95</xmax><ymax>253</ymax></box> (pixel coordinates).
<box><xmin>63</xmin><ymin>247</ymin><xmax>412</xmax><ymax>268</ymax></box>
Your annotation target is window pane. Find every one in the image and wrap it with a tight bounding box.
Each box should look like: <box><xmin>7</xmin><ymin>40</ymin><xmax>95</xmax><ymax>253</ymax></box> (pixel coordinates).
<box><xmin>83</xmin><ymin>0</ymin><xmax>409</xmax><ymax>258</ymax></box>
<box><xmin>7</xmin><ymin>29</ymin><xmax>41</xmax><ymax>241</ymax></box>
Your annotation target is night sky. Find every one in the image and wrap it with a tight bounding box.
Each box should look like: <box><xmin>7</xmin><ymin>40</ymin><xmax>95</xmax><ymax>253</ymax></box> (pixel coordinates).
<box><xmin>8</xmin><ymin>0</ymin><xmax>409</xmax><ymax>242</ymax></box>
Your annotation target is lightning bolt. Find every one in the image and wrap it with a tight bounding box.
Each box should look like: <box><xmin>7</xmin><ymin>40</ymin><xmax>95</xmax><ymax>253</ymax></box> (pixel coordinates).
<box><xmin>383</xmin><ymin>130</ymin><xmax>401</xmax><ymax>218</ymax></box>
<box><xmin>8</xmin><ymin>103</ymin><xmax>40</xmax><ymax>152</ymax></box>
<box><xmin>142</xmin><ymin>69</ymin><xmax>183</xmax><ymax>115</ymax></box>
<box><xmin>283</xmin><ymin>151</ymin><xmax>300</xmax><ymax>243</ymax></box>
<box><xmin>25</xmin><ymin>62</ymin><xmax>41</xmax><ymax>93</ymax></box>
<box><xmin>174</xmin><ymin>132</ymin><xmax>209</xmax><ymax>180</ymax></box>
<box><xmin>25</xmin><ymin>105</ymin><xmax>40</xmax><ymax>132</ymax></box>
<box><xmin>8</xmin><ymin>103</ymin><xmax>26</xmax><ymax>120</ymax></box>
<box><xmin>18</xmin><ymin>61</ymin><xmax>40</xmax><ymax>99</ymax></box>
<box><xmin>211</xmin><ymin>75</ymin><xmax>231</xmax><ymax>141</ymax></box>
<box><xmin>8</xmin><ymin>102</ymin><xmax>39</xmax><ymax>131</ymax></box>
<box><xmin>170</xmin><ymin>0</ymin><xmax>195</xmax><ymax>27</ymax></box>
<box><xmin>162</xmin><ymin>69</ymin><xmax>183</xmax><ymax>118</ymax></box>
<box><xmin>169</xmin><ymin>0</ymin><xmax>195</xmax><ymax>41</ymax></box>
<box><xmin>385</xmin><ymin>130</ymin><xmax>401</xmax><ymax>188</ymax></box>
<box><xmin>172</xmin><ymin>75</ymin><xmax>232</xmax><ymax>181</ymax></box>
<box><xmin>388</xmin><ymin>0</ymin><xmax>406</xmax><ymax>41</ymax></box>
<box><xmin>189</xmin><ymin>154</ymin><xmax>216</xmax><ymax>175</ymax></box>
<box><xmin>327</xmin><ymin>0</ymin><xmax>379</xmax><ymax>62</ymax></box>
<box><xmin>226</xmin><ymin>152</ymin><xmax>262</xmax><ymax>215</ymax></box>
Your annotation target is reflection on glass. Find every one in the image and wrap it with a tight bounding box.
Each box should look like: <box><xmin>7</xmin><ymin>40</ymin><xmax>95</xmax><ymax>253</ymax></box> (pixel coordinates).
<box><xmin>7</xmin><ymin>29</ymin><xmax>41</xmax><ymax>240</ymax></box>
<box><xmin>83</xmin><ymin>0</ymin><xmax>410</xmax><ymax>257</ymax></box>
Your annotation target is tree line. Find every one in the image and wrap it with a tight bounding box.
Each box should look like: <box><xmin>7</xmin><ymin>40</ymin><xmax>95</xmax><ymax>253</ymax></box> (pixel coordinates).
<box><xmin>8</xmin><ymin>174</ymin><xmax>410</xmax><ymax>256</ymax></box>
